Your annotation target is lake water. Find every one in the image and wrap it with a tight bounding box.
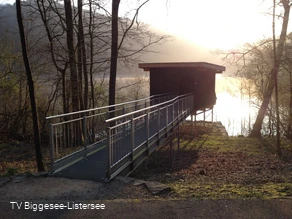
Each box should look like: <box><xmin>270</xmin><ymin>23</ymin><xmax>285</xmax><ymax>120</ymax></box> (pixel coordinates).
<box><xmin>119</xmin><ymin>75</ymin><xmax>259</xmax><ymax>136</ymax></box>
<box><xmin>198</xmin><ymin>75</ymin><xmax>259</xmax><ymax>136</ymax></box>
<box><xmin>213</xmin><ymin>91</ymin><xmax>257</xmax><ymax>136</ymax></box>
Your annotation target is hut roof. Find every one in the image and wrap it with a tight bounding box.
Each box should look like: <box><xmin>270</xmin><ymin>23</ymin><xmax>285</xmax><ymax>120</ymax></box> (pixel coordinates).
<box><xmin>139</xmin><ymin>62</ymin><xmax>225</xmax><ymax>73</ymax></box>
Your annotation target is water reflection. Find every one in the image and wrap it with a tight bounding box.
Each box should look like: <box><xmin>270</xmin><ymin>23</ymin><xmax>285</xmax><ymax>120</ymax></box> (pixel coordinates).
<box><xmin>193</xmin><ymin>76</ymin><xmax>259</xmax><ymax>136</ymax></box>
<box><xmin>213</xmin><ymin>91</ymin><xmax>256</xmax><ymax>136</ymax></box>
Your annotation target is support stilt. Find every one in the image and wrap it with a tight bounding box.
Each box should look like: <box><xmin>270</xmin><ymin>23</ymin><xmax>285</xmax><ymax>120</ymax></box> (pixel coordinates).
<box><xmin>192</xmin><ymin>113</ymin><xmax>195</xmax><ymax>138</ymax></box>
<box><xmin>170</xmin><ymin>133</ymin><xmax>173</xmax><ymax>169</ymax></box>
<box><xmin>203</xmin><ymin>109</ymin><xmax>206</xmax><ymax>127</ymax></box>
<box><xmin>177</xmin><ymin>124</ymin><xmax>180</xmax><ymax>159</ymax></box>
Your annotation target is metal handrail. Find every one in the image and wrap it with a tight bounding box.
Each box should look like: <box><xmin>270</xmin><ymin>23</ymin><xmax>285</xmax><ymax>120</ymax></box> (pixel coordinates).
<box><xmin>47</xmin><ymin>92</ymin><xmax>176</xmax><ymax>173</ymax></box>
<box><xmin>105</xmin><ymin>93</ymin><xmax>192</xmax><ymax>124</ymax></box>
<box><xmin>106</xmin><ymin>93</ymin><xmax>195</xmax><ymax>180</ymax></box>
<box><xmin>46</xmin><ymin>93</ymin><xmax>173</xmax><ymax>120</ymax></box>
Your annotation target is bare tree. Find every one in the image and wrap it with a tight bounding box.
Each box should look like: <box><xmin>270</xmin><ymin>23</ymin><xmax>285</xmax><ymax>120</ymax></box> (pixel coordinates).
<box><xmin>108</xmin><ymin>0</ymin><xmax>168</xmax><ymax>116</ymax></box>
<box><xmin>272</xmin><ymin>0</ymin><xmax>282</xmax><ymax>155</ymax></box>
<box><xmin>12</xmin><ymin>0</ymin><xmax>168</xmax><ymax>127</ymax></box>
<box><xmin>77</xmin><ymin>0</ymin><xmax>89</xmax><ymax>110</ymax></box>
<box><xmin>108</xmin><ymin>0</ymin><xmax>120</xmax><ymax>118</ymax></box>
<box><xmin>250</xmin><ymin>0</ymin><xmax>291</xmax><ymax>138</ymax></box>
<box><xmin>64</xmin><ymin>0</ymin><xmax>80</xmax><ymax>113</ymax></box>
<box><xmin>16</xmin><ymin>0</ymin><xmax>45</xmax><ymax>171</ymax></box>
<box><xmin>282</xmin><ymin>33</ymin><xmax>292</xmax><ymax>139</ymax></box>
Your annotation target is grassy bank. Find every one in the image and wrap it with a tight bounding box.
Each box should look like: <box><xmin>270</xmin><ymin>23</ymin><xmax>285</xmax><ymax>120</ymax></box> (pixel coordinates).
<box><xmin>131</xmin><ymin>122</ymin><xmax>292</xmax><ymax>199</ymax></box>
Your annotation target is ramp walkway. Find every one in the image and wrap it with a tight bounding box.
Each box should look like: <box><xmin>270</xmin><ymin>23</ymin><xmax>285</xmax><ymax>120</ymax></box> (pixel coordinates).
<box><xmin>46</xmin><ymin>93</ymin><xmax>194</xmax><ymax>181</ymax></box>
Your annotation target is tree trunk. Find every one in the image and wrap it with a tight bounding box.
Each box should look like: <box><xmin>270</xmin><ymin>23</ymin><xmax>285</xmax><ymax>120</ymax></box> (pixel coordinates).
<box><xmin>108</xmin><ymin>0</ymin><xmax>120</xmax><ymax>119</ymax></box>
<box><xmin>16</xmin><ymin>0</ymin><xmax>45</xmax><ymax>172</ymax></box>
<box><xmin>78</xmin><ymin>0</ymin><xmax>89</xmax><ymax>110</ymax></box>
<box><xmin>89</xmin><ymin>0</ymin><xmax>95</xmax><ymax>142</ymax></box>
<box><xmin>289</xmin><ymin>68</ymin><xmax>292</xmax><ymax>138</ymax></box>
<box><xmin>89</xmin><ymin>0</ymin><xmax>95</xmax><ymax>110</ymax></box>
<box><xmin>64</xmin><ymin>0</ymin><xmax>79</xmax><ymax>113</ymax></box>
<box><xmin>274</xmin><ymin>0</ymin><xmax>282</xmax><ymax>156</ymax></box>
<box><xmin>249</xmin><ymin>1</ymin><xmax>290</xmax><ymax>138</ymax></box>
<box><xmin>77</xmin><ymin>40</ymin><xmax>84</xmax><ymax>111</ymax></box>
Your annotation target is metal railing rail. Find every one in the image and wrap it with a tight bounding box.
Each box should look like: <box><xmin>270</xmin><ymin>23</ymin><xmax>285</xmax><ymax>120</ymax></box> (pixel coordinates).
<box><xmin>105</xmin><ymin>93</ymin><xmax>192</xmax><ymax>123</ymax></box>
<box><xmin>47</xmin><ymin>93</ymin><xmax>175</xmax><ymax>173</ymax></box>
<box><xmin>105</xmin><ymin>93</ymin><xmax>194</xmax><ymax>180</ymax></box>
<box><xmin>46</xmin><ymin>93</ymin><xmax>174</xmax><ymax>120</ymax></box>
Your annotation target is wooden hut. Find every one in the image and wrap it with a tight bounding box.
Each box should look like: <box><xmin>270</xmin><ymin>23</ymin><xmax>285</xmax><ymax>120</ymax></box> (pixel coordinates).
<box><xmin>139</xmin><ymin>62</ymin><xmax>225</xmax><ymax>110</ymax></box>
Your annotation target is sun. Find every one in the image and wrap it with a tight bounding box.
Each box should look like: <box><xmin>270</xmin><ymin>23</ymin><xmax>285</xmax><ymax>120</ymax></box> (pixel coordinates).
<box><xmin>139</xmin><ymin>0</ymin><xmax>272</xmax><ymax>51</ymax></box>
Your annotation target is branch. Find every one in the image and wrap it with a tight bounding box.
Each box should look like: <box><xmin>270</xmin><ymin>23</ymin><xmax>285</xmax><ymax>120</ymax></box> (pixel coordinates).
<box><xmin>118</xmin><ymin>0</ymin><xmax>150</xmax><ymax>51</ymax></box>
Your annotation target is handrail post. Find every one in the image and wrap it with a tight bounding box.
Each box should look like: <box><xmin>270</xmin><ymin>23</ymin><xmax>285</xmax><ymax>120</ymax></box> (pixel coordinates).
<box><xmin>83</xmin><ymin>116</ymin><xmax>88</xmax><ymax>149</ymax></box>
<box><xmin>146</xmin><ymin>113</ymin><xmax>150</xmax><ymax>155</ymax></box>
<box><xmin>177</xmin><ymin>100</ymin><xmax>181</xmax><ymax>121</ymax></box>
<box><xmin>157</xmin><ymin>108</ymin><xmax>161</xmax><ymax>141</ymax></box>
<box><xmin>131</xmin><ymin>118</ymin><xmax>135</xmax><ymax>163</ymax></box>
<box><xmin>182</xmin><ymin>97</ymin><xmax>185</xmax><ymax>116</ymax></box>
<box><xmin>204</xmin><ymin>108</ymin><xmax>206</xmax><ymax>127</ymax></box>
<box><xmin>172</xmin><ymin>103</ymin><xmax>175</xmax><ymax>129</ymax></box>
<box><xmin>212</xmin><ymin>107</ymin><xmax>214</xmax><ymax>123</ymax></box>
<box><xmin>179</xmin><ymin>99</ymin><xmax>181</xmax><ymax>121</ymax></box>
<box><xmin>166</xmin><ymin>105</ymin><xmax>168</xmax><ymax>127</ymax></box>
<box><xmin>122</xmin><ymin>107</ymin><xmax>125</xmax><ymax>118</ymax></box>
<box><xmin>107</xmin><ymin>127</ymin><xmax>112</xmax><ymax>180</ymax></box>
<box><xmin>135</xmin><ymin>102</ymin><xmax>138</xmax><ymax>111</ymax></box>
<box><xmin>49</xmin><ymin>124</ymin><xmax>55</xmax><ymax>173</ymax></box>
<box><xmin>184</xmin><ymin>96</ymin><xmax>186</xmax><ymax>115</ymax></box>
<box><xmin>177</xmin><ymin>124</ymin><xmax>180</xmax><ymax>159</ymax></box>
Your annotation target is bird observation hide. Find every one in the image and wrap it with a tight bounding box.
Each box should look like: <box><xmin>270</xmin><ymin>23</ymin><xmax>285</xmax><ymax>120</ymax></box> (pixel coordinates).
<box><xmin>139</xmin><ymin>62</ymin><xmax>225</xmax><ymax>110</ymax></box>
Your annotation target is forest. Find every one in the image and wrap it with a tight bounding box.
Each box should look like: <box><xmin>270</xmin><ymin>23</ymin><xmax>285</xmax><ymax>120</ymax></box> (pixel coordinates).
<box><xmin>0</xmin><ymin>1</ymin><xmax>164</xmax><ymax>141</ymax></box>
<box><xmin>0</xmin><ymin>0</ymin><xmax>170</xmax><ymax>172</ymax></box>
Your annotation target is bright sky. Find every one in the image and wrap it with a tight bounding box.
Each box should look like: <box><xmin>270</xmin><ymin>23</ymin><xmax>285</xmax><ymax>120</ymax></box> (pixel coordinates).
<box><xmin>1</xmin><ymin>0</ymin><xmax>288</xmax><ymax>50</ymax></box>
<box><xmin>136</xmin><ymin>0</ymin><xmax>279</xmax><ymax>50</ymax></box>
